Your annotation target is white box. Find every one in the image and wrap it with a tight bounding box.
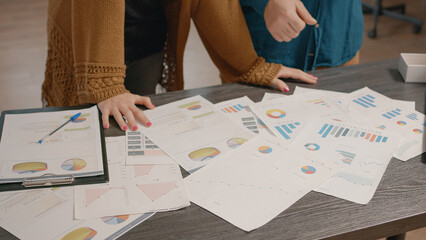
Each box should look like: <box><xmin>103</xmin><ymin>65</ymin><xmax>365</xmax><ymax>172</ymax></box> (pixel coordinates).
<box><xmin>398</xmin><ymin>53</ymin><xmax>426</xmax><ymax>83</ymax></box>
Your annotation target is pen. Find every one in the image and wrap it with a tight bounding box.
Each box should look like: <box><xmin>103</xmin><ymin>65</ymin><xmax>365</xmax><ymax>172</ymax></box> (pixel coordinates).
<box><xmin>38</xmin><ymin>112</ymin><xmax>82</xmax><ymax>144</ymax></box>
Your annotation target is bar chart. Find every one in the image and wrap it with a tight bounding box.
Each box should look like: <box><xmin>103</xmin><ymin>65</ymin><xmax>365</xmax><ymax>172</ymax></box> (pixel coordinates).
<box><xmin>274</xmin><ymin>122</ymin><xmax>301</xmax><ymax>140</ymax></box>
<box><xmin>221</xmin><ymin>104</ymin><xmax>245</xmax><ymax>113</ymax></box>
<box><xmin>382</xmin><ymin>108</ymin><xmax>401</xmax><ymax>119</ymax></box>
<box><xmin>352</xmin><ymin>94</ymin><xmax>376</xmax><ymax>108</ymax></box>
<box><xmin>317</xmin><ymin>123</ymin><xmax>388</xmax><ymax>143</ymax></box>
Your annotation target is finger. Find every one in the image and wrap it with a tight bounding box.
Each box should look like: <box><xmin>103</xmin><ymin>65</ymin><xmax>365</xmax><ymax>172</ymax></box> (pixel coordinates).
<box><xmin>134</xmin><ymin>95</ymin><xmax>155</xmax><ymax>109</ymax></box>
<box><xmin>120</xmin><ymin>106</ymin><xmax>138</xmax><ymax>131</ymax></box>
<box><xmin>101</xmin><ymin>108</ymin><xmax>110</xmax><ymax>129</ymax></box>
<box><xmin>282</xmin><ymin>22</ymin><xmax>299</xmax><ymax>39</ymax></box>
<box><xmin>288</xmin><ymin>13</ymin><xmax>306</xmax><ymax>33</ymax></box>
<box><xmin>296</xmin><ymin>2</ymin><xmax>317</xmax><ymax>25</ymax></box>
<box><xmin>112</xmin><ymin>110</ymin><xmax>128</xmax><ymax>131</ymax></box>
<box><xmin>271</xmin><ymin>78</ymin><xmax>290</xmax><ymax>92</ymax></box>
<box><xmin>282</xmin><ymin>68</ymin><xmax>318</xmax><ymax>84</ymax></box>
<box><xmin>130</xmin><ymin>105</ymin><xmax>152</xmax><ymax>127</ymax></box>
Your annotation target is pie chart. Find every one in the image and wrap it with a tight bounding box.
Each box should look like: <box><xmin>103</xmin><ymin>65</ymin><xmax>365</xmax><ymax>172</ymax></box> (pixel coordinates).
<box><xmin>61</xmin><ymin>158</ymin><xmax>87</xmax><ymax>171</ymax></box>
<box><xmin>62</xmin><ymin>227</ymin><xmax>97</xmax><ymax>240</ymax></box>
<box><xmin>266</xmin><ymin>109</ymin><xmax>286</xmax><ymax>119</ymax></box>
<box><xmin>301</xmin><ymin>165</ymin><xmax>316</xmax><ymax>174</ymax></box>
<box><xmin>413</xmin><ymin>129</ymin><xmax>423</xmax><ymax>134</ymax></box>
<box><xmin>188</xmin><ymin>147</ymin><xmax>221</xmax><ymax>161</ymax></box>
<box><xmin>12</xmin><ymin>162</ymin><xmax>47</xmax><ymax>174</ymax></box>
<box><xmin>187</xmin><ymin>105</ymin><xmax>201</xmax><ymax>110</ymax></box>
<box><xmin>101</xmin><ymin>215</ymin><xmax>129</xmax><ymax>225</ymax></box>
<box><xmin>227</xmin><ymin>138</ymin><xmax>248</xmax><ymax>149</ymax></box>
<box><xmin>304</xmin><ymin>143</ymin><xmax>320</xmax><ymax>151</ymax></box>
<box><xmin>258</xmin><ymin>146</ymin><xmax>272</xmax><ymax>154</ymax></box>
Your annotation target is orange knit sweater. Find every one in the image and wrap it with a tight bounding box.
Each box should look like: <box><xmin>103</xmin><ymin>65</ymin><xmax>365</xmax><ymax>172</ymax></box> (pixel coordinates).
<box><xmin>42</xmin><ymin>0</ymin><xmax>281</xmax><ymax>106</ymax></box>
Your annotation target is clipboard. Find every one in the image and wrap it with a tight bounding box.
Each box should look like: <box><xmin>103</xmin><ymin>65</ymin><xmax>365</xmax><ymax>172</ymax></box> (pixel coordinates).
<box><xmin>0</xmin><ymin>105</ymin><xmax>109</xmax><ymax>191</ymax></box>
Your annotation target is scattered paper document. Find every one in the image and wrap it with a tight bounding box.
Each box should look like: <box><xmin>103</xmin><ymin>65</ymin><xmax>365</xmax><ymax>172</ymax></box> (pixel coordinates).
<box><xmin>126</xmin><ymin>131</ymin><xmax>175</xmax><ymax>165</ymax></box>
<box><xmin>185</xmin><ymin>135</ymin><xmax>340</xmax><ymax>231</ymax></box>
<box><xmin>292</xmin><ymin>117</ymin><xmax>401</xmax><ymax>204</ymax></box>
<box><xmin>139</xmin><ymin>95</ymin><xmax>254</xmax><ymax>173</ymax></box>
<box><xmin>0</xmin><ymin>187</ymin><xmax>153</xmax><ymax>240</ymax></box>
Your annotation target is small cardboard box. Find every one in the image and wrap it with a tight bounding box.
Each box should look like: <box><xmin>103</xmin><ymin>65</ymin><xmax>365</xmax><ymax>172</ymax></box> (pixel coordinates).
<box><xmin>398</xmin><ymin>53</ymin><xmax>426</xmax><ymax>83</ymax></box>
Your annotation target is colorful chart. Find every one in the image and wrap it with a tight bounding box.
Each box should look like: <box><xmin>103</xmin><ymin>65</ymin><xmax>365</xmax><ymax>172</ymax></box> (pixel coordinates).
<box><xmin>61</xmin><ymin>158</ymin><xmax>87</xmax><ymax>171</ymax></box>
<box><xmin>258</xmin><ymin>146</ymin><xmax>272</xmax><ymax>154</ymax></box>
<box><xmin>413</xmin><ymin>129</ymin><xmax>423</xmax><ymax>134</ymax></box>
<box><xmin>377</xmin><ymin>125</ymin><xmax>386</xmax><ymax>130</ymax></box>
<box><xmin>304</xmin><ymin>143</ymin><xmax>320</xmax><ymax>151</ymax></box>
<box><xmin>12</xmin><ymin>162</ymin><xmax>47</xmax><ymax>174</ymax></box>
<box><xmin>318</xmin><ymin>123</ymin><xmax>388</xmax><ymax>143</ymax></box>
<box><xmin>396</xmin><ymin>121</ymin><xmax>407</xmax><ymax>126</ymax></box>
<box><xmin>274</xmin><ymin>122</ymin><xmax>300</xmax><ymax>140</ymax></box>
<box><xmin>73</xmin><ymin>117</ymin><xmax>87</xmax><ymax>123</ymax></box>
<box><xmin>382</xmin><ymin>108</ymin><xmax>401</xmax><ymax>119</ymax></box>
<box><xmin>337</xmin><ymin>150</ymin><xmax>356</xmax><ymax>164</ymax></box>
<box><xmin>187</xmin><ymin>105</ymin><xmax>201</xmax><ymax>110</ymax></box>
<box><xmin>62</xmin><ymin>227</ymin><xmax>97</xmax><ymax>240</ymax></box>
<box><xmin>227</xmin><ymin>138</ymin><xmax>248</xmax><ymax>149</ymax></box>
<box><xmin>222</xmin><ymin>104</ymin><xmax>245</xmax><ymax>113</ymax></box>
<box><xmin>266</xmin><ymin>109</ymin><xmax>286</xmax><ymax>119</ymax></box>
<box><xmin>101</xmin><ymin>215</ymin><xmax>129</xmax><ymax>225</ymax></box>
<box><xmin>301</xmin><ymin>165</ymin><xmax>316</xmax><ymax>174</ymax></box>
<box><xmin>188</xmin><ymin>147</ymin><xmax>221</xmax><ymax>161</ymax></box>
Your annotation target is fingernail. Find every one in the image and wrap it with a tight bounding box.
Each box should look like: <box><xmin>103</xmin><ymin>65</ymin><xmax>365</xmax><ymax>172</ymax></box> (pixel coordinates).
<box><xmin>283</xmin><ymin>87</ymin><xmax>289</xmax><ymax>92</ymax></box>
<box><xmin>133</xmin><ymin>126</ymin><xmax>138</xmax><ymax>131</ymax></box>
<box><xmin>152</xmin><ymin>104</ymin><xmax>156</xmax><ymax>108</ymax></box>
<box><xmin>103</xmin><ymin>124</ymin><xmax>109</xmax><ymax>129</ymax></box>
<box><xmin>147</xmin><ymin>122</ymin><xmax>152</xmax><ymax>127</ymax></box>
<box><xmin>123</xmin><ymin>125</ymin><xmax>128</xmax><ymax>131</ymax></box>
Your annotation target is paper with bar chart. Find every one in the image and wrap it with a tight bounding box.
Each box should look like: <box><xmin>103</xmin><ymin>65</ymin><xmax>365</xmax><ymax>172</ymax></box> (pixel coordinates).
<box><xmin>0</xmin><ymin>106</ymin><xmax>104</xmax><ymax>183</ymax></box>
<box><xmin>126</xmin><ymin>131</ymin><xmax>175</xmax><ymax>165</ymax></box>
<box><xmin>185</xmin><ymin>135</ymin><xmax>340</xmax><ymax>231</ymax></box>
<box><xmin>343</xmin><ymin>88</ymin><xmax>425</xmax><ymax>161</ymax></box>
<box><xmin>0</xmin><ymin>137</ymin><xmax>154</xmax><ymax>240</ymax></box>
<box><xmin>74</xmin><ymin>162</ymin><xmax>189</xmax><ymax>219</ymax></box>
<box><xmin>292</xmin><ymin>117</ymin><xmax>401</xmax><ymax>204</ymax></box>
<box><xmin>214</xmin><ymin>96</ymin><xmax>260</xmax><ymax>134</ymax></box>
<box><xmin>138</xmin><ymin>95</ymin><xmax>254</xmax><ymax>173</ymax></box>
<box><xmin>250</xmin><ymin>95</ymin><xmax>322</xmax><ymax>144</ymax></box>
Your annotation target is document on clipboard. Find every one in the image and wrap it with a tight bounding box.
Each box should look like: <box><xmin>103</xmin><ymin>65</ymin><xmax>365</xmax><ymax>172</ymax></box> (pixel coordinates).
<box><xmin>0</xmin><ymin>105</ymin><xmax>108</xmax><ymax>191</ymax></box>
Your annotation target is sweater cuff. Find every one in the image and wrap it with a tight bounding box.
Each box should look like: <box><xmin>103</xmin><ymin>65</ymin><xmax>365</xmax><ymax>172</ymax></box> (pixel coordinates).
<box><xmin>239</xmin><ymin>57</ymin><xmax>281</xmax><ymax>86</ymax></box>
<box><xmin>75</xmin><ymin>63</ymin><xmax>129</xmax><ymax>104</ymax></box>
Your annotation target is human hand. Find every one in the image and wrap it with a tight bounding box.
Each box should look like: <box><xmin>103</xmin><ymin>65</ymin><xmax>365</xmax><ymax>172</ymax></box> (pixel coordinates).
<box><xmin>270</xmin><ymin>65</ymin><xmax>318</xmax><ymax>92</ymax></box>
<box><xmin>264</xmin><ymin>0</ymin><xmax>317</xmax><ymax>42</ymax></box>
<box><xmin>97</xmin><ymin>93</ymin><xmax>155</xmax><ymax>131</ymax></box>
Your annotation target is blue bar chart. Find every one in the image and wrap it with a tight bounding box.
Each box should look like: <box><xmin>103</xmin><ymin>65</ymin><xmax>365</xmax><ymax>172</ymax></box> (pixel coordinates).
<box><xmin>406</xmin><ymin>113</ymin><xmax>418</xmax><ymax>121</ymax></box>
<box><xmin>352</xmin><ymin>94</ymin><xmax>376</xmax><ymax>108</ymax></box>
<box><xmin>381</xmin><ymin>108</ymin><xmax>401</xmax><ymax>119</ymax></box>
<box><xmin>318</xmin><ymin>123</ymin><xmax>388</xmax><ymax>143</ymax></box>
<box><xmin>274</xmin><ymin>122</ymin><xmax>300</xmax><ymax>140</ymax></box>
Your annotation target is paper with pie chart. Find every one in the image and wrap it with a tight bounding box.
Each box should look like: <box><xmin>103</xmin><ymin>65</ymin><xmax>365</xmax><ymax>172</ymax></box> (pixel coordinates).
<box><xmin>74</xmin><ymin>162</ymin><xmax>189</xmax><ymax>219</ymax></box>
<box><xmin>185</xmin><ymin>135</ymin><xmax>340</xmax><ymax>232</ymax></box>
<box><xmin>250</xmin><ymin>95</ymin><xmax>317</xmax><ymax>144</ymax></box>
<box><xmin>138</xmin><ymin>95</ymin><xmax>254</xmax><ymax>173</ymax></box>
<box><xmin>341</xmin><ymin>87</ymin><xmax>425</xmax><ymax>161</ymax></box>
<box><xmin>0</xmin><ymin>187</ymin><xmax>154</xmax><ymax>240</ymax></box>
<box><xmin>292</xmin><ymin>117</ymin><xmax>401</xmax><ymax>204</ymax></box>
<box><xmin>0</xmin><ymin>106</ymin><xmax>104</xmax><ymax>183</ymax></box>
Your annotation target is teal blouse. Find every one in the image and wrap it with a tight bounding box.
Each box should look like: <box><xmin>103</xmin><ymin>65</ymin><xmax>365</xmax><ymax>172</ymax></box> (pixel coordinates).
<box><xmin>240</xmin><ymin>0</ymin><xmax>364</xmax><ymax>71</ymax></box>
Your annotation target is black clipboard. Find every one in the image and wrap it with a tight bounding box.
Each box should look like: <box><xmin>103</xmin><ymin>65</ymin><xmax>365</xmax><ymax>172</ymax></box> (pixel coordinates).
<box><xmin>0</xmin><ymin>105</ymin><xmax>109</xmax><ymax>191</ymax></box>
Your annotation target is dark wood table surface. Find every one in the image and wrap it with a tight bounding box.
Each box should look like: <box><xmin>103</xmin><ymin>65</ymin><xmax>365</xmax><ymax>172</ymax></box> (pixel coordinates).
<box><xmin>1</xmin><ymin>59</ymin><xmax>425</xmax><ymax>239</ymax></box>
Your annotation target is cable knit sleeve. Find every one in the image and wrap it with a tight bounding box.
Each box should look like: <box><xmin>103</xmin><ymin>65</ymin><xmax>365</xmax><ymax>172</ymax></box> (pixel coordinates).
<box><xmin>75</xmin><ymin>63</ymin><xmax>129</xmax><ymax>104</ymax></box>
<box><xmin>72</xmin><ymin>0</ymin><xmax>128</xmax><ymax>105</ymax></box>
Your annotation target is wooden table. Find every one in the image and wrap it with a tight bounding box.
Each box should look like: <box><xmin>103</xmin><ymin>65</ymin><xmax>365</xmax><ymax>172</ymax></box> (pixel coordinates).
<box><xmin>1</xmin><ymin>59</ymin><xmax>425</xmax><ymax>239</ymax></box>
